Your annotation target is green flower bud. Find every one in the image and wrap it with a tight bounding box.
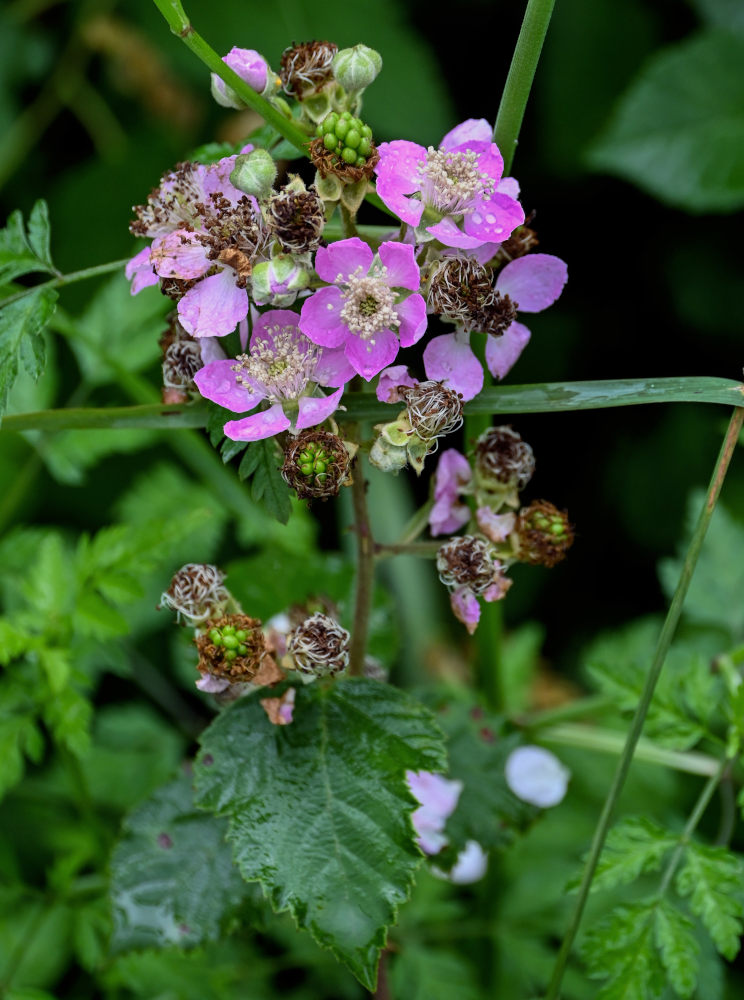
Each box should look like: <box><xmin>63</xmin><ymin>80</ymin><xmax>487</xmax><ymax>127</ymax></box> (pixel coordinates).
<box><xmin>252</xmin><ymin>256</ymin><xmax>310</xmax><ymax>308</ymax></box>
<box><xmin>369</xmin><ymin>435</ymin><xmax>408</xmax><ymax>474</ymax></box>
<box><xmin>229</xmin><ymin>150</ymin><xmax>277</xmax><ymax>201</ymax></box>
<box><xmin>332</xmin><ymin>45</ymin><xmax>382</xmax><ymax>93</ymax></box>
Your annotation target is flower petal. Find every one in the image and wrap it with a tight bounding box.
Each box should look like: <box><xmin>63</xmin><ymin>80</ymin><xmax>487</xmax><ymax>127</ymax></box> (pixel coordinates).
<box><xmin>464</xmin><ymin>193</ymin><xmax>525</xmax><ymax>244</ymax></box>
<box><xmin>193</xmin><ymin>359</ymin><xmax>263</xmax><ymax>412</ymax></box>
<box><xmin>314</xmin><ymin>347</ymin><xmax>355</xmax><ymax>388</ymax></box>
<box><xmin>450</xmin><ymin>587</ymin><xmax>481</xmax><ymax>634</ymax></box>
<box><xmin>495</xmin><ymin>253</ymin><xmax>568</xmax><ymax>312</ymax></box>
<box><xmin>295</xmin><ymin>387</ymin><xmax>345</xmax><ymax>430</ymax></box>
<box><xmin>497</xmin><ymin>176</ymin><xmax>520</xmax><ymax>199</ymax></box>
<box><xmin>376</xmin><ymin>365</ymin><xmax>418</xmax><ymax>403</ymax></box>
<box><xmin>125</xmin><ymin>247</ymin><xmax>159</xmax><ymax>294</ymax></box>
<box><xmin>443</xmin><ymin>841</ymin><xmax>489</xmax><ymax>884</ymax></box>
<box><xmin>484</xmin><ymin>321</ymin><xmax>531</xmax><ymax>379</ymax></box>
<box><xmin>223</xmin><ymin>403</ymin><xmax>291</xmax><ymax>441</ymax></box>
<box><xmin>178</xmin><ymin>271</ymin><xmax>249</xmax><ymax>338</ymax></box>
<box><xmin>344</xmin><ymin>328</ymin><xmax>400</xmax><ymax>380</ymax></box>
<box><xmin>429</xmin><ymin>497</ymin><xmax>471</xmax><ymax>537</ymax></box>
<box><xmin>199</xmin><ymin>337</ymin><xmax>228</xmax><ymax>364</ymax></box>
<box><xmin>151</xmin><ymin>230</ymin><xmax>212</xmax><ymax>279</ymax></box>
<box><xmin>423</xmin><ymin>332</ymin><xmax>483</xmax><ymax>401</ymax></box>
<box><xmin>314</xmin><ymin>237</ymin><xmax>373</xmax><ymax>284</ymax></box>
<box><xmin>378</xmin><ymin>241</ymin><xmax>421</xmax><ymax>291</ymax></box>
<box><xmin>298</xmin><ymin>286</ymin><xmax>347</xmax><ymax>347</ymax></box>
<box><xmin>396</xmin><ymin>293</ymin><xmax>428</xmax><ymax>347</ymax></box>
<box><xmin>440</xmin><ymin>118</ymin><xmax>493</xmax><ymax>150</ymax></box>
<box><xmin>375</xmin><ymin>140</ymin><xmax>427</xmax><ymax>226</ymax></box>
<box><xmin>251</xmin><ymin>307</ymin><xmax>303</xmax><ymax>352</ymax></box>
<box><xmin>504</xmin><ymin>745</ymin><xmax>570</xmax><ymax>808</ymax></box>
<box><xmin>426</xmin><ymin>216</ymin><xmax>485</xmax><ymax>249</ymax></box>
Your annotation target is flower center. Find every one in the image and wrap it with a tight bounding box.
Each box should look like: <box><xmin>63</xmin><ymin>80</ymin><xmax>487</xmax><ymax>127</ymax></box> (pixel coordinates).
<box><xmin>418</xmin><ymin>148</ymin><xmax>495</xmax><ymax>217</ymax></box>
<box><xmin>339</xmin><ymin>266</ymin><xmax>399</xmax><ymax>340</ymax></box>
<box><xmin>233</xmin><ymin>325</ymin><xmax>318</xmax><ymax>401</ymax></box>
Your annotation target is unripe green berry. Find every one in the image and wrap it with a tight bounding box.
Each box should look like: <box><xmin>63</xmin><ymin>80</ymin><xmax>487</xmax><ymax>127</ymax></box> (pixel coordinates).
<box><xmin>345</xmin><ymin>128</ymin><xmax>360</xmax><ymax>149</ymax></box>
<box><xmin>224</xmin><ymin>649</ymin><xmax>238</xmax><ymax>661</ymax></box>
<box><xmin>222</xmin><ymin>634</ymin><xmax>239</xmax><ymax>649</ymax></box>
<box><xmin>300</xmin><ymin>462</ymin><xmax>314</xmax><ymax>475</ymax></box>
<box><xmin>341</xmin><ymin>147</ymin><xmax>357</xmax><ymax>164</ymax></box>
<box><xmin>237</xmin><ymin>643</ymin><xmax>248</xmax><ymax>655</ymax></box>
<box><xmin>341</xmin><ymin>111</ymin><xmax>352</xmax><ymax>120</ymax></box>
<box><xmin>235</xmin><ymin>629</ymin><xmax>247</xmax><ymax>641</ymax></box>
<box><xmin>361</xmin><ymin>124</ymin><xmax>372</xmax><ymax>138</ymax></box>
<box><xmin>315</xmin><ymin>460</ymin><xmax>328</xmax><ymax>474</ymax></box>
<box><xmin>209</xmin><ymin>628</ymin><xmax>221</xmax><ymax>644</ymax></box>
<box><xmin>317</xmin><ymin>473</ymin><xmax>327</xmax><ymax>483</ymax></box>
<box><xmin>335</xmin><ymin>118</ymin><xmax>349</xmax><ymax>139</ymax></box>
<box><xmin>355</xmin><ymin>154</ymin><xmax>367</xmax><ymax>166</ymax></box>
<box><xmin>223</xmin><ymin>625</ymin><xmax>235</xmax><ymax>635</ymax></box>
<box><xmin>358</xmin><ymin>137</ymin><xmax>372</xmax><ymax>156</ymax></box>
<box><xmin>324</xmin><ymin>132</ymin><xmax>339</xmax><ymax>151</ymax></box>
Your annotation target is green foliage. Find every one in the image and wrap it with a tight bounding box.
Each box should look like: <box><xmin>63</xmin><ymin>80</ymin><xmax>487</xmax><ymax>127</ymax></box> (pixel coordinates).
<box><xmin>0</xmin><ymin>201</ymin><xmax>55</xmax><ymax>284</ymax></box>
<box><xmin>659</xmin><ymin>493</ymin><xmax>744</xmax><ymax>639</ymax></box>
<box><xmin>110</xmin><ymin>773</ymin><xmax>247</xmax><ymax>952</ymax></box>
<box><xmin>574</xmin><ymin>817</ymin><xmax>676</xmax><ymax>894</ymax></box>
<box><xmin>389</xmin><ymin>944</ymin><xmax>483</xmax><ymax>1000</ymax></box>
<box><xmin>0</xmin><ymin>285</ymin><xmax>56</xmax><ymax>417</ymax></box>
<box><xmin>588</xmin><ymin>31</ymin><xmax>744</xmax><ymax>211</ymax></box>
<box><xmin>194</xmin><ymin>680</ymin><xmax>446</xmax><ymax>988</ymax></box>
<box><xmin>676</xmin><ymin>842</ymin><xmax>744</xmax><ymax>961</ymax></box>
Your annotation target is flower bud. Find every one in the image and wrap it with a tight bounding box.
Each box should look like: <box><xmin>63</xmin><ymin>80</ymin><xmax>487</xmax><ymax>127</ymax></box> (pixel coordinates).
<box><xmin>267</xmin><ymin>179</ymin><xmax>325</xmax><ymax>254</ymax></box>
<box><xmin>514</xmin><ymin>500</ymin><xmax>574</xmax><ymax>567</ymax></box>
<box><xmin>332</xmin><ymin>45</ymin><xmax>382</xmax><ymax>93</ymax></box>
<box><xmin>281</xmin><ymin>429</ymin><xmax>354</xmax><ymax>500</ymax></box>
<box><xmin>369</xmin><ymin>434</ymin><xmax>408</xmax><ymax>474</ymax></box>
<box><xmin>288</xmin><ymin>612</ymin><xmax>350</xmax><ymax>680</ymax></box>
<box><xmin>211</xmin><ymin>47</ymin><xmax>271</xmax><ymax>109</ymax></box>
<box><xmin>159</xmin><ymin>563</ymin><xmax>229</xmax><ymax>624</ymax></box>
<box><xmin>251</xmin><ymin>255</ymin><xmax>310</xmax><ymax>307</ymax></box>
<box><xmin>400</xmin><ymin>381</ymin><xmax>464</xmax><ymax>441</ymax></box>
<box><xmin>229</xmin><ymin>149</ymin><xmax>277</xmax><ymax>200</ymax></box>
<box><xmin>195</xmin><ymin>613</ymin><xmax>282</xmax><ymax>686</ymax></box>
<box><xmin>474</xmin><ymin>426</ymin><xmax>535</xmax><ymax>507</ymax></box>
<box><xmin>505</xmin><ymin>745</ymin><xmax>570</xmax><ymax>807</ymax></box>
<box><xmin>436</xmin><ymin>536</ymin><xmax>497</xmax><ymax>594</ymax></box>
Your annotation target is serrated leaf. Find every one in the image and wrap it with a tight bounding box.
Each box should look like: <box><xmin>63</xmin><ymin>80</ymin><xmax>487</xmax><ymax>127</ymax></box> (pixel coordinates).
<box><xmin>249</xmin><ymin>437</ymin><xmax>292</xmax><ymax>525</ymax></box>
<box><xmin>220</xmin><ymin>437</ymin><xmax>247</xmax><ymax>464</ymax></box>
<box><xmin>676</xmin><ymin>842</ymin><xmax>744</xmax><ymax>960</ymax></box>
<box><xmin>572</xmin><ymin>817</ymin><xmax>676</xmax><ymax>894</ymax></box>
<box><xmin>389</xmin><ymin>944</ymin><xmax>483</xmax><ymax>1000</ymax></box>
<box><xmin>0</xmin><ymin>285</ymin><xmax>56</xmax><ymax>415</ymax></box>
<box><xmin>237</xmin><ymin>441</ymin><xmax>261</xmax><ymax>480</ymax></box>
<box><xmin>660</xmin><ymin>492</ymin><xmax>744</xmax><ymax>639</ymax></box>
<box><xmin>654</xmin><ymin>899</ymin><xmax>699</xmax><ymax>998</ymax></box>
<box><xmin>26</xmin><ymin>200</ymin><xmax>54</xmax><ymax>270</ymax></box>
<box><xmin>0</xmin><ymin>202</ymin><xmax>56</xmax><ymax>284</ymax></box>
<box><xmin>110</xmin><ymin>773</ymin><xmax>246</xmax><ymax>952</ymax></box>
<box><xmin>588</xmin><ymin>31</ymin><xmax>744</xmax><ymax>212</ymax></box>
<box><xmin>194</xmin><ymin>679</ymin><xmax>446</xmax><ymax>988</ymax></box>
<box><xmin>582</xmin><ymin>901</ymin><xmax>667</xmax><ymax>1000</ymax></box>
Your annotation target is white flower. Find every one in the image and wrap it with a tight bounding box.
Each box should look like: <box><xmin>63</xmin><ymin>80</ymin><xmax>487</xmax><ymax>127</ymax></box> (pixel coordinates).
<box><xmin>505</xmin><ymin>745</ymin><xmax>570</xmax><ymax>808</ymax></box>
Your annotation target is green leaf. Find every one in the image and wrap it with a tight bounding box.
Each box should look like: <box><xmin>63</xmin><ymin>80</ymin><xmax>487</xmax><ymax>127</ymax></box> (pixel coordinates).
<box><xmin>0</xmin><ymin>285</ymin><xmax>56</xmax><ymax>416</ymax></box>
<box><xmin>110</xmin><ymin>773</ymin><xmax>247</xmax><ymax>952</ymax></box>
<box><xmin>0</xmin><ymin>200</ymin><xmax>55</xmax><ymax>284</ymax></box>
<box><xmin>582</xmin><ymin>901</ymin><xmax>666</xmax><ymax>1000</ymax></box>
<box><xmin>690</xmin><ymin>0</ymin><xmax>744</xmax><ymax>38</ymax></box>
<box><xmin>249</xmin><ymin>437</ymin><xmax>292</xmax><ymax>525</ymax></box>
<box><xmin>654</xmin><ymin>899</ymin><xmax>699</xmax><ymax>998</ymax></box>
<box><xmin>660</xmin><ymin>492</ymin><xmax>744</xmax><ymax>639</ymax></box>
<box><xmin>587</xmin><ymin>31</ymin><xmax>744</xmax><ymax>212</ymax></box>
<box><xmin>676</xmin><ymin>842</ymin><xmax>744</xmax><ymax>960</ymax></box>
<box><xmin>194</xmin><ymin>679</ymin><xmax>446</xmax><ymax>988</ymax></box>
<box><xmin>389</xmin><ymin>944</ymin><xmax>483</xmax><ymax>1000</ymax></box>
<box><xmin>573</xmin><ymin>817</ymin><xmax>676</xmax><ymax>894</ymax></box>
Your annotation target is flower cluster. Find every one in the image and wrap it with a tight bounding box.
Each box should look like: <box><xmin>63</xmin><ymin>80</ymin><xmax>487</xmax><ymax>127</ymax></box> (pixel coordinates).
<box><xmin>429</xmin><ymin>426</ymin><xmax>574</xmax><ymax>632</ymax></box>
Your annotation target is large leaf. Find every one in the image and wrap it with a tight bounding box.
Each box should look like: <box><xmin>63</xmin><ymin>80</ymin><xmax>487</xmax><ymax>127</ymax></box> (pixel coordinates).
<box><xmin>194</xmin><ymin>679</ymin><xmax>446</xmax><ymax>989</ymax></box>
<box><xmin>0</xmin><ymin>200</ymin><xmax>55</xmax><ymax>284</ymax></box>
<box><xmin>573</xmin><ymin>816</ymin><xmax>676</xmax><ymax>894</ymax></box>
<box><xmin>0</xmin><ymin>285</ymin><xmax>56</xmax><ymax>416</ymax></box>
<box><xmin>676</xmin><ymin>842</ymin><xmax>744</xmax><ymax>960</ymax></box>
<box><xmin>110</xmin><ymin>773</ymin><xmax>247</xmax><ymax>952</ymax></box>
<box><xmin>587</xmin><ymin>31</ymin><xmax>744</xmax><ymax>211</ymax></box>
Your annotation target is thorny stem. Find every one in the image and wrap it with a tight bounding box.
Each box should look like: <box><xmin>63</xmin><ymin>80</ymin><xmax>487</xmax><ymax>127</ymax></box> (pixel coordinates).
<box><xmin>1</xmin><ymin>258</ymin><xmax>129</xmax><ymax>308</ymax></box>
<box><xmin>349</xmin><ymin>446</ymin><xmax>375</xmax><ymax>676</ymax></box>
<box><xmin>493</xmin><ymin>0</ymin><xmax>557</xmax><ymax>175</ymax></box>
<box><xmin>544</xmin><ymin>406</ymin><xmax>744</xmax><ymax>1000</ymax></box>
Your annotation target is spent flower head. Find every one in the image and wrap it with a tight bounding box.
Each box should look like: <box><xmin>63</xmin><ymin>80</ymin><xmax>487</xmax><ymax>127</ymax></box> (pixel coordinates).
<box><xmin>288</xmin><ymin>612</ymin><xmax>351</xmax><ymax>680</ymax></box>
<box><xmin>160</xmin><ymin>563</ymin><xmax>229</xmax><ymax>623</ymax></box>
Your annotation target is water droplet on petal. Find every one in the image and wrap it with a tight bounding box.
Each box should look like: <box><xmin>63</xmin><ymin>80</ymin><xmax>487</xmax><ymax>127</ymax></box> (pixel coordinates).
<box><xmin>485</xmin><ymin>213</ymin><xmax>496</xmax><ymax>224</ymax></box>
<box><xmin>326</xmin><ymin>302</ymin><xmax>335</xmax><ymax>311</ymax></box>
<box><xmin>472</xmin><ymin>212</ymin><xmax>483</xmax><ymax>225</ymax></box>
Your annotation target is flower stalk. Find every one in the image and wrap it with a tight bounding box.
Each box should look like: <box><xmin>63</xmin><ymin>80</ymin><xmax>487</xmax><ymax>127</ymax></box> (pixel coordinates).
<box><xmin>349</xmin><ymin>447</ymin><xmax>376</xmax><ymax>676</ymax></box>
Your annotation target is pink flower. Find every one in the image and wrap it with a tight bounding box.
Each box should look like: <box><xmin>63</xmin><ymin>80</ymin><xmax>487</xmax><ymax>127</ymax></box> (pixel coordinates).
<box><xmin>299</xmin><ymin>237</ymin><xmax>427</xmax><ymax>380</ymax></box>
<box><xmin>375</xmin><ymin>365</ymin><xmax>418</xmax><ymax>403</ymax></box>
<box><xmin>423</xmin><ymin>252</ymin><xmax>568</xmax><ymax>399</ymax></box>
<box><xmin>406</xmin><ymin>770</ymin><xmax>463</xmax><ymax>855</ymax></box>
<box><xmin>375</xmin><ymin>118</ymin><xmax>524</xmax><ymax>249</ymax></box>
<box><xmin>211</xmin><ymin>48</ymin><xmax>270</xmax><ymax>109</ymax></box>
<box><xmin>505</xmin><ymin>746</ymin><xmax>570</xmax><ymax>808</ymax></box>
<box><xmin>193</xmin><ymin>308</ymin><xmax>354</xmax><ymax>441</ymax></box>
<box><xmin>429</xmin><ymin>449</ymin><xmax>472</xmax><ymax>537</ymax></box>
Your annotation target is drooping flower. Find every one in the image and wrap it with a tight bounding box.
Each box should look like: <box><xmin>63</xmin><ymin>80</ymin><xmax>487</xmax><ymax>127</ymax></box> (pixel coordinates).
<box><xmin>375</xmin><ymin>118</ymin><xmax>524</xmax><ymax>249</ymax></box>
<box><xmin>193</xmin><ymin>308</ymin><xmax>354</xmax><ymax>441</ymax></box>
<box><xmin>406</xmin><ymin>770</ymin><xmax>463</xmax><ymax>855</ymax></box>
<box><xmin>429</xmin><ymin>449</ymin><xmax>472</xmax><ymax>537</ymax></box>
<box><xmin>504</xmin><ymin>745</ymin><xmax>570</xmax><ymax>808</ymax></box>
<box><xmin>299</xmin><ymin>237</ymin><xmax>427</xmax><ymax>380</ymax></box>
<box><xmin>436</xmin><ymin>534</ymin><xmax>512</xmax><ymax>633</ymax></box>
<box><xmin>423</xmin><ymin>252</ymin><xmax>568</xmax><ymax>399</ymax></box>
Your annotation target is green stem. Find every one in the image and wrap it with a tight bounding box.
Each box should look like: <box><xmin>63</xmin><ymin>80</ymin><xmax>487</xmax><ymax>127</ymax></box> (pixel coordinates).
<box><xmin>349</xmin><ymin>448</ymin><xmax>375</xmax><ymax>676</ymax></box>
<box><xmin>544</xmin><ymin>406</ymin><xmax>744</xmax><ymax>1000</ymax></box>
<box><xmin>493</xmin><ymin>0</ymin><xmax>557</xmax><ymax>174</ymax></box>
<box><xmin>1</xmin><ymin>258</ymin><xmax>129</xmax><ymax>308</ymax></box>
<box><xmin>374</xmin><ymin>540</ymin><xmax>441</xmax><ymax>560</ymax></box>
<box><xmin>658</xmin><ymin>757</ymin><xmax>731</xmax><ymax>895</ymax></box>
<box><xmin>151</xmin><ymin>0</ymin><xmax>310</xmax><ymax>155</ymax></box>
<box><xmin>518</xmin><ymin>693</ymin><xmax>613</xmax><ymax>728</ymax></box>
<box><xmin>477</xmin><ymin>601</ymin><xmax>504</xmax><ymax>711</ymax></box>
<box><xmin>539</xmin><ymin>723</ymin><xmax>721</xmax><ymax>777</ymax></box>
<box><xmin>0</xmin><ymin>402</ymin><xmax>205</xmax><ymax>433</ymax></box>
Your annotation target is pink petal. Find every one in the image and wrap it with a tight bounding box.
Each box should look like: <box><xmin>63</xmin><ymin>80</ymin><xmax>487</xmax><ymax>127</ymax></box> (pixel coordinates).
<box><xmin>199</xmin><ymin>338</ymin><xmax>228</xmax><ymax>364</ymax></box>
<box><xmin>345</xmin><ymin>328</ymin><xmax>400</xmax><ymax>380</ymax></box>
<box><xmin>497</xmin><ymin>176</ymin><xmax>520</xmax><ymax>199</ymax></box>
<box><xmin>151</xmin><ymin>230</ymin><xmax>212</xmax><ymax>279</ymax></box>
<box><xmin>476</xmin><ymin>508</ymin><xmax>516</xmax><ymax>543</ymax></box>
<box><xmin>426</xmin><ymin>216</ymin><xmax>485</xmax><ymax>249</ymax></box>
<box><xmin>450</xmin><ymin>586</ymin><xmax>481</xmax><ymax>634</ymax></box>
<box><xmin>193</xmin><ymin>359</ymin><xmax>263</xmax><ymax>412</ymax></box>
<box><xmin>484</xmin><ymin>574</ymin><xmax>512</xmax><ymax>603</ymax></box>
<box><xmin>314</xmin><ymin>347</ymin><xmax>355</xmax><ymax>388</ymax></box>
<box><xmin>294</xmin><ymin>387</ymin><xmax>344</xmax><ymax>430</ymax></box>
<box><xmin>314</xmin><ymin>238</ymin><xmax>373</xmax><ymax>284</ymax></box>
<box><xmin>125</xmin><ymin>247</ymin><xmax>159</xmax><ymax>294</ymax></box>
<box><xmin>196</xmin><ymin>673</ymin><xmax>232</xmax><ymax>693</ymax></box>
<box><xmin>396</xmin><ymin>294</ymin><xmax>428</xmax><ymax>347</ymax></box>
<box><xmin>223</xmin><ymin>403</ymin><xmax>291</xmax><ymax>441</ymax></box>
<box><xmin>447</xmin><ymin>841</ymin><xmax>488</xmax><ymax>884</ymax></box>
<box><xmin>251</xmin><ymin>308</ymin><xmax>303</xmax><ymax>352</ymax></box>
<box><xmin>423</xmin><ymin>332</ymin><xmax>483</xmax><ymax>401</ymax></box>
<box><xmin>464</xmin><ymin>193</ymin><xmax>525</xmax><ymax>244</ymax></box>
<box><xmin>375</xmin><ymin>141</ymin><xmax>427</xmax><ymax>227</ymax></box>
<box><xmin>378</xmin><ymin>241</ymin><xmax>421</xmax><ymax>291</ymax></box>
<box><xmin>440</xmin><ymin>118</ymin><xmax>493</xmax><ymax>150</ymax></box>
<box><xmin>178</xmin><ymin>271</ymin><xmax>249</xmax><ymax>338</ymax></box>
<box><xmin>298</xmin><ymin>287</ymin><xmax>347</xmax><ymax>347</ymax></box>
<box><xmin>376</xmin><ymin>365</ymin><xmax>418</xmax><ymax>403</ymax></box>
<box><xmin>238</xmin><ymin>318</ymin><xmax>249</xmax><ymax>351</ymax></box>
<box><xmin>223</xmin><ymin>47</ymin><xmax>268</xmax><ymax>92</ymax></box>
<box><xmin>466</xmin><ymin>242</ymin><xmax>504</xmax><ymax>265</ymax></box>
<box><xmin>484</xmin><ymin>321</ymin><xmax>531</xmax><ymax>379</ymax></box>
<box><xmin>434</xmin><ymin>448</ymin><xmax>472</xmax><ymax>500</ymax></box>
<box><xmin>406</xmin><ymin>771</ymin><xmax>463</xmax><ymax>819</ymax></box>
<box><xmin>429</xmin><ymin>497</ymin><xmax>470</xmax><ymax>537</ymax></box>
<box><xmin>495</xmin><ymin>253</ymin><xmax>568</xmax><ymax>312</ymax></box>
